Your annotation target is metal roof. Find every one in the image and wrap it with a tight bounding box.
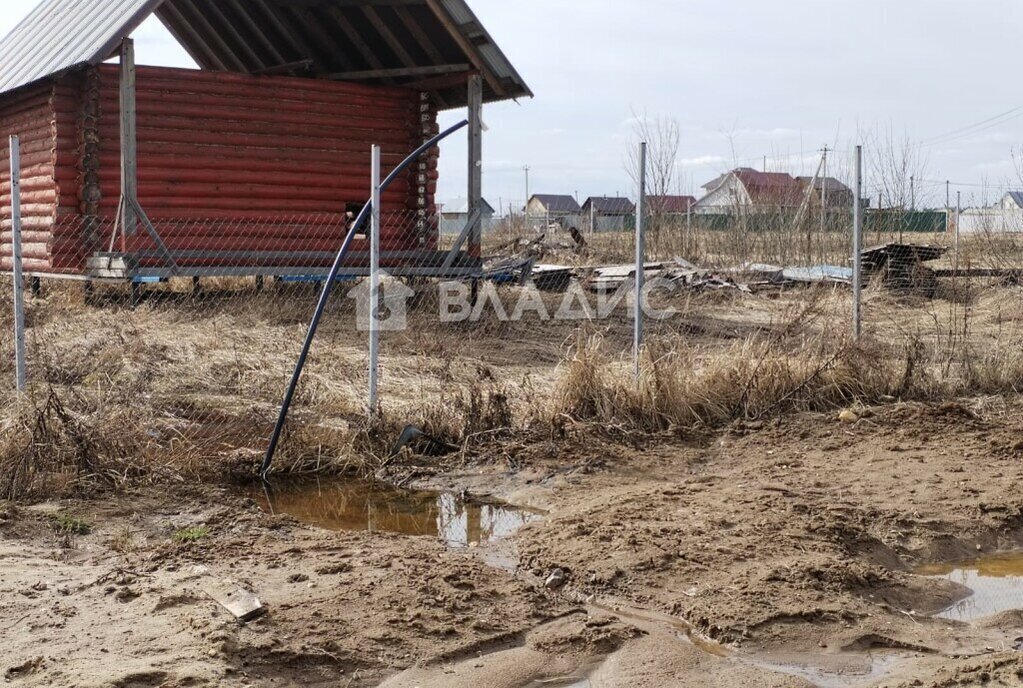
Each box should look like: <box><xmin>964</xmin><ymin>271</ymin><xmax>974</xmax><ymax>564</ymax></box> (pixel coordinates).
<box><xmin>582</xmin><ymin>196</ymin><xmax>635</xmax><ymax>215</ymax></box>
<box><xmin>0</xmin><ymin>0</ymin><xmax>531</xmax><ymax>109</ymax></box>
<box><xmin>529</xmin><ymin>195</ymin><xmax>582</xmax><ymax>214</ymax></box>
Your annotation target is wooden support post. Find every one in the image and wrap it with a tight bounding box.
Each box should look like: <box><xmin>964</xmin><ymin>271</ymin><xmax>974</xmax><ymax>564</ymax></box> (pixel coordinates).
<box><xmin>467</xmin><ymin>73</ymin><xmax>483</xmax><ymax>259</ymax></box>
<box><xmin>120</xmin><ymin>38</ymin><xmax>138</xmax><ymax>242</ymax></box>
<box><xmin>9</xmin><ymin>135</ymin><xmax>26</xmax><ymax>393</ymax></box>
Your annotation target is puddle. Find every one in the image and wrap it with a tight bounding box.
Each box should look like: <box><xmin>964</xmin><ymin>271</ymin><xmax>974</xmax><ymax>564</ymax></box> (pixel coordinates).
<box><xmin>249</xmin><ymin>478</ymin><xmax>543</xmax><ymax>548</ymax></box>
<box><xmin>917</xmin><ymin>551</ymin><xmax>1023</xmax><ymax>621</ymax></box>
<box><xmin>743</xmin><ymin>651</ymin><xmax>910</xmax><ymax>688</ymax></box>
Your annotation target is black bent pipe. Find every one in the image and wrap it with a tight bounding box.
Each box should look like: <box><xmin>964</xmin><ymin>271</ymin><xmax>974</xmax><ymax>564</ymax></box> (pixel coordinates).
<box><xmin>260</xmin><ymin>119</ymin><xmax>470</xmax><ymax>478</ymax></box>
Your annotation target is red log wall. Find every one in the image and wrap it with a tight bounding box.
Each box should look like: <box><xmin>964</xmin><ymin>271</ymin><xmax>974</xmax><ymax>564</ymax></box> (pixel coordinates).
<box><xmin>1</xmin><ymin>64</ymin><xmax>441</xmax><ymax>273</ymax></box>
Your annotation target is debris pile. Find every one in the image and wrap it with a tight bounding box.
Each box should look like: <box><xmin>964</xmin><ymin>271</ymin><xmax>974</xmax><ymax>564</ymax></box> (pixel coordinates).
<box><xmin>482</xmin><ymin>240</ymin><xmax>957</xmax><ymax>296</ymax></box>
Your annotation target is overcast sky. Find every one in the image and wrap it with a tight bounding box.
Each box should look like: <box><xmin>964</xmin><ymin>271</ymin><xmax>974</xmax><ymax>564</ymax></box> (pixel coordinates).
<box><xmin>3</xmin><ymin>0</ymin><xmax>1021</xmax><ymax>209</ymax></box>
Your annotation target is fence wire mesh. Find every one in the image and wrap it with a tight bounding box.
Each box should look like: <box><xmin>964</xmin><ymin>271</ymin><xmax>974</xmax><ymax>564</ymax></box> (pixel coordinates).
<box><xmin>4</xmin><ymin>191</ymin><xmax>1023</xmax><ymax>629</ymax></box>
<box><xmin>3</xmin><ymin>204</ymin><xmax>1023</xmax><ymax>499</ymax></box>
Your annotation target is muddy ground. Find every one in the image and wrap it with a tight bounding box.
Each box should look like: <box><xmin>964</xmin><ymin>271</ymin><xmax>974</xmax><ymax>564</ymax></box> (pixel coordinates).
<box><xmin>4</xmin><ymin>395</ymin><xmax>1023</xmax><ymax>687</ymax></box>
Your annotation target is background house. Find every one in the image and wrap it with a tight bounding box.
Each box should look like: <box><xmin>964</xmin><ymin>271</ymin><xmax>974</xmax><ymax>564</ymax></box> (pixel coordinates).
<box><xmin>693</xmin><ymin>168</ymin><xmax>805</xmax><ymax>214</ymax></box>
<box><xmin>797</xmin><ymin>176</ymin><xmax>855</xmax><ymax>208</ymax></box>
<box><xmin>525</xmin><ymin>194</ymin><xmax>582</xmax><ymax>229</ymax></box>
<box><xmin>957</xmin><ymin>192</ymin><xmax>1023</xmax><ymax>234</ymax></box>
<box><xmin>998</xmin><ymin>192</ymin><xmax>1023</xmax><ymax>211</ymax></box>
<box><xmin>440</xmin><ymin>198</ymin><xmax>497</xmax><ymax>235</ymax></box>
<box><xmin>648</xmin><ymin>195</ymin><xmax>697</xmax><ymax>217</ymax></box>
<box><xmin>693</xmin><ymin>168</ymin><xmax>852</xmax><ymax>215</ymax></box>
<box><xmin>581</xmin><ymin>196</ymin><xmax>635</xmax><ymax>232</ymax></box>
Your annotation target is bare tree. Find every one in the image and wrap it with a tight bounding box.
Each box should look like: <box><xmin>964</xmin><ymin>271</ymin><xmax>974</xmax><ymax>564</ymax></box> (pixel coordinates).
<box><xmin>860</xmin><ymin>126</ymin><xmax>930</xmax><ymax>242</ymax></box>
<box><xmin>626</xmin><ymin>112</ymin><xmax>689</xmax><ymax>252</ymax></box>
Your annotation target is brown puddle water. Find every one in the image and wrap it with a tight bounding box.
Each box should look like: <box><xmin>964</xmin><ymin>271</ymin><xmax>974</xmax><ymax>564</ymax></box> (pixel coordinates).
<box><xmin>916</xmin><ymin>551</ymin><xmax>1023</xmax><ymax>621</ymax></box>
<box><xmin>249</xmin><ymin>478</ymin><xmax>544</xmax><ymax>548</ymax></box>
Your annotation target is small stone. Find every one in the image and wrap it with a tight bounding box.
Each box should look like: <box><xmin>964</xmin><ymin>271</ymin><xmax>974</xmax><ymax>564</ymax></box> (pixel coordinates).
<box><xmin>838</xmin><ymin>410</ymin><xmax>859</xmax><ymax>424</ymax></box>
<box><xmin>544</xmin><ymin>568</ymin><xmax>567</xmax><ymax>590</ymax></box>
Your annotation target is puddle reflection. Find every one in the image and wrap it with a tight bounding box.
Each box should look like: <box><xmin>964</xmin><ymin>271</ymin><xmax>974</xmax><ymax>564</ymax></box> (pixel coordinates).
<box><xmin>917</xmin><ymin>551</ymin><xmax>1023</xmax><ymax>621</ymax></box>
<box><xmin>250</xmin><ymin>478</ymin><xmax>543</xmax><ymax>548</ymax></box>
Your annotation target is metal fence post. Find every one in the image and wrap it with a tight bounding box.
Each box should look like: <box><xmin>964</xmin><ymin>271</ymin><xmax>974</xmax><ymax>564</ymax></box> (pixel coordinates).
<box><xmin>369</xmin><ymin>144</ymin><xmax>381</xmax><ymax>415</ymax></box>
<box><xmin>955</xmin><ymin>191</ymin><xmax>961</xmax><ymax>274</ymax></box>
<box><xmin>9</xmin><ymin>135</ymin><xmax>26</xmax><ymax>392</ymax></box>
<box><xmin>634</xmin><ymin>141</ymin><xmax>647</xmax><ymax>382</ymax></box>
<box><xmin>852</xmin><ymin>145</ymin><xmax>863</xmax><ymax>340</ymax></box>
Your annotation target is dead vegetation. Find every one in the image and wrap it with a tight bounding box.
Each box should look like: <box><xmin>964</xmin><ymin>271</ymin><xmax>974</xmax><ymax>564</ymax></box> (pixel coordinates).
<box><xmin>1</xmin><ymin>268</ymin><xmax>1022</xmax><ymax>500</ymax></box>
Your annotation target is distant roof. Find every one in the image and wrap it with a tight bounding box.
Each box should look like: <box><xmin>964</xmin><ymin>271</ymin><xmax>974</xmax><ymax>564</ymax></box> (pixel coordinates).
<box><xmin>1004</xmin><ymin>191</ymin><xmax>1023</xmax><ymax>208</ymax></box>
<box><xmin>797</xmin><ymin>176</ymin><xmax>853</xmax><ymax>194</ymax></box>
<box><xmin>648</xmin><ymin>195</ymin><xmax>697</xmax><ymax>213</ymax></box>
<box><xmin>529</xmin><ymin>194</ymin><xmax>581</xmax><ymax>214</ymax></box>
<box><xmin>440</xmin><ymin>197</ymin><xmax>495</xmax><ymax>215</ymax></box>
<box><xmin>582</xmin><ymin>196</ymin><xmax>635</xmax><ymax>215</ymax></box>
<box><xmin>702</xmin><ymin>168</ymin><xmax>804</xmax><ymax>206</ymax></box>
<box><xmin>0</xmin><ymin>0</ymin><xmax>531</xmax><ymax>108</ymax></box>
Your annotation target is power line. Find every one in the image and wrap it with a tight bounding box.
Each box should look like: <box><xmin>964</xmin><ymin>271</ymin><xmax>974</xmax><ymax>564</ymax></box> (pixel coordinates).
<box><xmin>920</xmin><ymin>104</ymin><xmax>1023</xmax><ymax>148</ymax></box>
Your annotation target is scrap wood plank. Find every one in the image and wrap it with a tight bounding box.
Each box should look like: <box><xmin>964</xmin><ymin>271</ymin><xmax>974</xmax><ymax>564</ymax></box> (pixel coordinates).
<box><xmin>202</xmin><ymin>579</ymin><xmax>265</xmax><ymax>621</ymax></box>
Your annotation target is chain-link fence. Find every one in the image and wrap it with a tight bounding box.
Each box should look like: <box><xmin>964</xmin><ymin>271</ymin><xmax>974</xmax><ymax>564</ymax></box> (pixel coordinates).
<box><xmin>3</xmin><ymin>163</ymin><xmax>1023</xmax><ymax>498</ymax></box>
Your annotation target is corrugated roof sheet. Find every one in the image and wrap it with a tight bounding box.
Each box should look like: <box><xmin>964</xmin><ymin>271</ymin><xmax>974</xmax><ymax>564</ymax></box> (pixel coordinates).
<box><xmin>530</xmin><ymin>195</ymin><xmax>582</xmax><ymax>214</ymax></box>
<box><xmin>583</xmin><ymin>196</ymin><xmax>635</xmax><ymax>215</ymax></box>
<box><xmin>0</xmin><ymin>0</ymin><xmax>159</xmax><ymax>96</ymax></box>
<box><xmin>0</xmin><ymin>0</ymin><xmax>531</xmax><ymax>108</ymax></box>
<box><xmin>648</xmin><ymin>195</ymin><xmax>696</xmax><ymax>213</ymax></box>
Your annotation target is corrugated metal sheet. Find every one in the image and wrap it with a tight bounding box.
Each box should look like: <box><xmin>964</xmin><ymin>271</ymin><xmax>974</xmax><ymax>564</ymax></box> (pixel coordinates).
<box><xmin>0</xmin><ymin>0</ymin><xmax>531</xmax><ymax>108</ymax></box>
<box><xmin>0</xmin><ymin>0</ymin><xmax>159</xmax><ymax>97</ymax></box>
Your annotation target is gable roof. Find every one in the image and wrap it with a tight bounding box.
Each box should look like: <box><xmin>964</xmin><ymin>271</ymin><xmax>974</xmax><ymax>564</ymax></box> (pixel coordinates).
<box><xmin>648</xmin><ymin>195</ymin><xmax>696</xmax><ymax>213</ymax></box>
<box><xmin>1004</xmin><ymin>191</ymin><xmax>1023</xmax><ymax>209</ymax></box>
<box><xmin>529</xmin><ymin>194</ymin><xmax>581</xmax><ymax>214</ymax></box>
<box><xmin>582</xmin><ymin>196</ymin><xmax>635</xmax><ymax>215</ymax></box>
<box><xmin>702</xmin><ymin>168</ymin><xmax>804</xmax><ymax>206</ymax></box>
<box><xmin>797</xmin><ymin>176</ymin><xmax>853</xmax><ymax>195</ymax></box>
<box><xmin>0</xmin><ymin>0</ymin><xmax>531</xmax><ymax>109</ymax></box>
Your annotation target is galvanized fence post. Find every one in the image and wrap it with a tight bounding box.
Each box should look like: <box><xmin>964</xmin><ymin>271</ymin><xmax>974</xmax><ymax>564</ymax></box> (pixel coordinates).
<box><xmin>369</xmin><ymin>144</ymin><xmax>381</xmax><ymax>415</ymax></box>
<box><xmin>852</xmin><ymin>145</ymin><xmax>863</xmax><ymax>340</ymax></box>
<box><xmin>634</xmin><ymin>141</ymin><xmax>647</xmax><ymax>382</ymax></box>
<box><xmin>9</xmin><ymin>135</ymin><xmax>26</xmax><ymax>392</ymax></box>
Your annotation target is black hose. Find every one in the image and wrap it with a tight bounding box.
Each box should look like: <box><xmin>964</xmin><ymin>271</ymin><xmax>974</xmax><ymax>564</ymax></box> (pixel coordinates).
<box><xmin>260</xmin><ymin>119</ymin><xmax>470</xmax><ymax>478</ymax></box>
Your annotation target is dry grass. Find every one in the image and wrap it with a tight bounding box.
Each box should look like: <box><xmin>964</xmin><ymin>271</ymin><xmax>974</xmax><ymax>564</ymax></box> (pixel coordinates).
<box><xmin>553</xmin><ymin>284</ymin><xmax>1023</xmax><ymax>432</ymax></box>
<box><xmin>1</xmin><ymin>269</ymin><xmax>1022</xmax><ymax>500</ymax></box>
<box><xmin>482</xmin><ymin>219</ymin><xmax>1023</xmax><ymax>272</ymax></box>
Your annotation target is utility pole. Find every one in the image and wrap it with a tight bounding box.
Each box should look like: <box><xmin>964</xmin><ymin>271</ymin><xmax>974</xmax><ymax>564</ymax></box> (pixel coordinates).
<box><xmin>946</xmin><ymin>180</ymin><xmax>950</xmax><ymax>210</ymax></box>
<box><xmin>523</xmin><ymin>165</ymin><xmax>530</xmax><ymax>231</ymax></box>
<box><xmin>910</xmin><ymin>175</ymin><xmax>916</xmax><ymax>211</ymax></box>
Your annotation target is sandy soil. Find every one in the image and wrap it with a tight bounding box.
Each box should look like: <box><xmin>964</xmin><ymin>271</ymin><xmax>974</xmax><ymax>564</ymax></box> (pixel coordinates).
<box><xmin>5</xmin><ymin>395</ymin><xmax>1023</xmax><ymax>686</ymax></box>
